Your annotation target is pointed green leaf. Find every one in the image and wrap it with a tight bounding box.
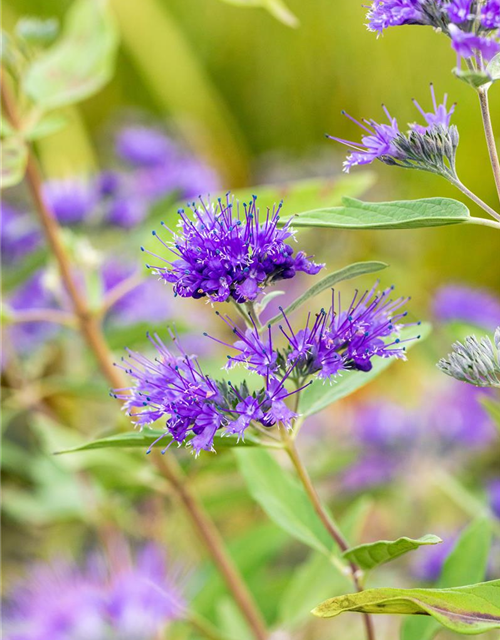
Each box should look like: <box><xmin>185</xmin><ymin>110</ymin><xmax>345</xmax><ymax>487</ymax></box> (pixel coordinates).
<box><xmin>56</xmin><ymin>428</ymin><xmax>262</xmax><ymax>454</ymax></box>
<box><xmin>312</xmin><ymin>580</ymin><xmax>500</xmax><ymax>635</ymax></box>
<box><xmin>266</xmin><ymin>261</ymin><xmax>388</xmax><ymax>327</ymax></box>
<box><xmin>343</xmin><ymin>535</ymin><xmax>442</xmax><ymax>572</ymax></box>
<box><xmin>286</xmin><ymin>197</ymin><xmax>470</xmax><ymax>230</ymax></box>
<box><xmin>453</xmin><ymin>67</ymin><xmax>492</xmax><ymax>89</ymax></box>
<box><xmin>23</xmin><ymin>0</ymin><xmax>118</xmax><ymax>109</ymax></box>
<box><xmin>235</xmin><ymin>448</ymin><xmax>336</xmax><ymax>556</ymax></box>
<box><xmin>401</xmin><ymin>517</ymin><xmax>493</xmax><ymax>640</ymax></box>
<box><xmin>299</xmin><ymin>323</ymin><xmax>431</xmax><ymax>417</ymax></box>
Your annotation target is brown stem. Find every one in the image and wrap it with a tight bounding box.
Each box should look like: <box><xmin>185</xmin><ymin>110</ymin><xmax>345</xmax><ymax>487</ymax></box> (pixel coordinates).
<box><xmin>154</xmin><ymin>455</ymin><xmax>268</xmax><ymax>640</ymax></box>
<box><xmin>281</xmin><ymin>428</ymin><xmax>375</xmax><ymax>640</ymax></box>
<box><xmin>478</xmin><ymin>87</ymin><xmax>500</xmax><ymax>205</ymax></box>
<box><xmin>1</xmin><ymin>72</ymin><xmax>268</xmax><ymax>640</ymax></box>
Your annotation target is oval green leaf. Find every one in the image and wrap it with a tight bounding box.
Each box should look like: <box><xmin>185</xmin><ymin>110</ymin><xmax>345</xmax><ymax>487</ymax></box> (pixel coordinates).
<box><xmin>299</xmin><ymin>323</ymin><xmax>431</xmax><ymax>417</ymax></box>
<box><xmin>312</xmin><ymin>580</ymin><xmax>500</xmax><ymax>636</ymax></box>
<box><xmin>266</xmin><ymin>260</ymin><xmax>388</xmax><ymax>327</ymax></box>
<box><xmin>343</xmin><ymin>535</ymin><xmax>442</xmax><ymax>572</ymax></box>
<box><xmin>23</xmin><ymin>0</ymin><xmax>118</xmax><ymax>109</ymax></box>
<box><xmin>56</xmin><ymin>428</ymin><xmax>262</xmax><ymax>454</ymax></box>
<box><xmin>1</xmin><ymin>137</ymin><xmax>28</xmax><ymax>189</ymax></box>
<box><xmin>286</xmin><ymin>197</ymin><xmax>470</xmax><ymax>230</ymax></box>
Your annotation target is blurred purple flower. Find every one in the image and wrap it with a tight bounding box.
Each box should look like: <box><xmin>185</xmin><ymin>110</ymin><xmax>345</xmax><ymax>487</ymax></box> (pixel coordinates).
<box><xmin>433</xmin><ymin>284</ymin><xmax>500</xmax><ymax>331</ymax></box>
<box><xmin>1</xmin><ymin>202</ymin><xmax>42</xmax><ymax>265</ymax></box>
<box><xmin>354</xmin><ymin>400</ymin><xmax>413</xmax><ymax>449</ymax></box>
<box><xmin>43</xmin><ymin>178</ymin><xmax>97</xmax><ymax>225</ymax></box>
<box><xmin>102</xmin><ymin>260</ymin><xmax>172</xmax><ymax>325</ymax></box>
<box><xmin>7</xmin><ymin>271</ymin><xmax>58</xmax><ymax>357</ymax></box>
<box><xmin>429</xmin><ymin>383</ymin><xmax>497</xmax><ymax>449</ymax></box>
<box><xmin>116</xmin><ymin>126</ymin><xmax>176</xmax><ymax>167</ymax></box>
<box><xmin>488</xmin><ymin>479</ymin><xmax>500</xmax><ymax>519</ymax></box>
<box><xmin>411</xmin><ymin>534</ymin><xmax>456</xmax><ymax>582</ymax></box>
<box><xmin>148</xmin><ymin>193</ymin><xmax>323</xmax><ymax>303</ymax></box>
<box><xmin>482</xmin><ymin>0</ymin><xmax>500</xmax><ymax>29</ymax></box>
<box><xmin>340</xmin><ymin>454</ymin><xmax>399</xmax><ymax>492</ymax></box>
<box><xmin>4</xmin><ymin>544</ymin><xmax>184</xmax><ymax>640</ymax></box>
<box><xmin>449</xmin><ymin>24</ymin><xmax>500</xmax><ymax>61</ymax></box>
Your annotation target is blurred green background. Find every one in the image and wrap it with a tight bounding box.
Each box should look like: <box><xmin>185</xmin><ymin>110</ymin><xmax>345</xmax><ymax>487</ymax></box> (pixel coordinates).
<box><xmin>3</xmin><ymin>0</ymin><xmax>500</xmax><ymax>300</ymax></box>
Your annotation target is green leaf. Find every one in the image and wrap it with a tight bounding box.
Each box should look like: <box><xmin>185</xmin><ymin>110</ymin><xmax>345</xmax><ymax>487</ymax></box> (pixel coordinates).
<box><xmin>25</xmin><ymin>114</ymin><xmax>67</xmax><ymax>140</ymax></box>
<box><xmin>401</xmin><ymin>517</ymin><xmax>492</xmax><ymax>640</ymax></box>
<box><xmin>1</xmin><ymin>137</ymin><xmax>28</xmax><ymax>189</ymax></box>
<box><xmin>486</xmin><ymin>53</ymin><xmax>500</xmax><ymax>83</ymax></box>
<box><xmin>23</xmin><ymin>0</ymin><xmax>118</xmax><ymax>109</ymax></box>
<box><xmin>266</xmin><ymin>261</ymin><xmax>388</xmax><ymax>327</ymax></box>
<box><xmin>15</xmin><ymin>17</ymin><xmax>59</xmax><ymax>45</ymax></box>
<box><xmin>343</xmin><ymin>535</ymin><xmax>442</xmax><ymax>572</ymax></box>
<box><xmin>299</xmin><ymin>323</ymin><xmax>431</xmax><ymax>417</ymax></box>
<box><xmin>255</xmin><ymin>290</ymin><xmax>285</xmax><ymax>315</ymax></box>
<box><xmin>56</xmin><ymin>428</ymin><xmax>262</xmax><ymax>454</ymax></box>
<box><xmin>234</xmin><ymin>447</ymin><xmax>336</xmax><ymax>556</ymax></box>
<box><xmin>216</xmin><ymin>0</ymin><xmax>299</xmax><ymax>28</ymax></box>
<box><xmin>453</xmin><ymin>67</ymin><xmax>492</xmax><ymax>89</ymax></box>
<box><xmin>312</xmin><ymin>580</ymin><xmax>500</xmax><ymax>635</ymax></box>
<box><xmin>286</xmin><ymin>197</ymin><xmax>470</xmax><ymax>230</ymax></box>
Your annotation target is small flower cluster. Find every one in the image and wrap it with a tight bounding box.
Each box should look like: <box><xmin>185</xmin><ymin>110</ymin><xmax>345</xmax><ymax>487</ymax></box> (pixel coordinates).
<box><xmin>3</xmin><ymin>544</ymin><xmax>184</xmax><ymax>640</ymax></box>
<box><xmin>113</xmin><ymin>330</ymin><xmax>300</xmax><ymax>455</ymax></box>
<box><xmin>366</xmin><ymin>1</ymin><xmax>500</xmax><ymax>62</ymax></box>
<box><xmin>116</xmin><ymin>283</ymin><xmax>416</xmax><ymax>454</ymax></box>
<box><xmin>438</xmin><ymin>327</ymin><xmax>500</xmax><ymax>386</ymax></box>
<box><xmin>38</xmin><ymin>123</ymin><xmax>219</xmax><ymax>229</ymax></box>
<box><xmin>145</xmin><ymin>193</ymin><xmax>323</xmax><ymax>303</ymax></box>
<box><xmin>328</xmin><ymin>85</ymin><xmax>459</xmax><ymax>177</ymax></box>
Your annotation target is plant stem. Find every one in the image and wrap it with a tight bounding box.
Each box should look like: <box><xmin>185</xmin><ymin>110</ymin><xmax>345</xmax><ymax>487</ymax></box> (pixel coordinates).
<box><xmin>8</xmin><ymin>309</ymin><xmax>77</xmax><ymax>327</ymax></box>
<box><xmin>280</xmin><ymin>428</ymin><xmax>375</xmax><ymax>640</ymax></box>
<box><xmin>478</xmin><ymin>87</ymin><xmax>500</xmax><ymax>205</ymax></box>
<box><xmin>154</xmin><ymin>455</ymin><xmax>268</xmax><ymax>640</ymax></box>
<box><xmin>450</xmin><ymin>177</ymin><xmax>500</xmax><ymax>223</ymax></box>
<box><xmin>467</xmin><ymin>217</ymin><xmax>500</xmax><ymax>231</ymax></box>
<box><xmin>1</xmin><ymin>73</ymin><xmax>268</xmax><ymax>640</ymax></box>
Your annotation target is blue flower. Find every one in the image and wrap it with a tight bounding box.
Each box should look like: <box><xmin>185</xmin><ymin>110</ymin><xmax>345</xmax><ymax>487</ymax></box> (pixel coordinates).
<box><xmin>433</xmin><ymin>283</ymin><xmax>500</xmax><ymax>332</ymax></box>
<box><xmin>145</xmin><ymin>194</ymin><xmax>323</xmax><ymax>303</ymax></box>
<box><xmin>43</xmin><ymin>178</ymin><xmax>97</xmax><ymax>225</ymax></box>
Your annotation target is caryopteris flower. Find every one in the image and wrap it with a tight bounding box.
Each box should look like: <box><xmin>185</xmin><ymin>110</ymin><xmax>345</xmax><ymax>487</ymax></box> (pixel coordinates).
<box><xmin>366</xmin><ymin>0</ymin><xmax>500</xmax><ymax>62</ymax></box>
<box><xmin>222</xmin><ymin>282</ymin><xmax>417</xmax><ymax>378</ymax></box>
<box><xmin>3</xmin><ymin>544</ymin><xmax>184</xmax><ymax>640</ymax></box>
<box><xmin>143</xmin><ymin>193</ymin><xmax>324</xmax><ymax>304</ymax></box>
<box><xmin>437</xmin><ymin>327</ymin><xmax>500</xmax><ymax>387</ymax></box>
<box><xmin>113</xmin><ymin>330</ymin><xmax>300</xmax><ymax>455</ymax></box>
<box><xmin>43</xmin><ymin>178</ymin><xmax>97</xmax><ymax>225</ymax></box>
<box><xmin>328</xmin><ymin>85</ymin><xmax>458</xmax><ymax>178</ymax></box>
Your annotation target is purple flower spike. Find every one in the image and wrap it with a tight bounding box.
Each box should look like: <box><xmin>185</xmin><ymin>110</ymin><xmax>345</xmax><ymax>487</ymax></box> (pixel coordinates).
<box><xmin>366</xmin><ymin>0</ymin><xmax>427</xmax><ymax>34</ymax></box>
<box><xmin>328</xmin><ymin>86</ymin><xmax>459</xmax><ymax>178</ymax></box>
<box><xmin>43</xmin><ymin>178</ymin><xmax>97</xmax><ymax>225</ymax></box>
<box><xmin>447</xmin><ymin>0</ymin><xmax>473</xmax><ymax>24</ymax></box>
<box><xmin>146</xmin><ymin>193</ymin><xmax>324</xmax><ymax>304</ymax></box>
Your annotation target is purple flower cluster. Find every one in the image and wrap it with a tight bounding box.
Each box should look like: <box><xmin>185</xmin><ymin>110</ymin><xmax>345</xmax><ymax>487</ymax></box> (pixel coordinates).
<box><xmin>3</xmin><ymin>544</ymin><xmax>184</xmax><ymax>640</ymax></box>
<box><xmin>366</xmin><ymin>1</ymin><xmax>500</xmax><ymax>62</ymax></box>
<box><xmin>146</xmin><ymin>193</ymin><xmax>323</xmax><ymax>303</ymax></box>
<box><xmin>36</xmin><ymin>123</ymin><xmax>219</xmax><ymax>229</ymax></box>
<box><xmin>328</xmin><ymin>85</ymin><xmax>458</xmax><ymax>176</ymax></box>
<box><xmin>226</xmin><ymin>282</ymin><xmax>416</xmax><ymax>376</ymax></box>
<box><xmin>113</xmin><ymin>331</ymin><xmax>299</xmax><ymax>455</ymax></box>
<box><xmin>433</xmin><ymin>283</ymin><xmax>500</xmax><ymax>331</ymax></box>
<box><xmin>115</xmin><ymin>282</ymin><xmax>415</xmax><ymax>454</ymax></box>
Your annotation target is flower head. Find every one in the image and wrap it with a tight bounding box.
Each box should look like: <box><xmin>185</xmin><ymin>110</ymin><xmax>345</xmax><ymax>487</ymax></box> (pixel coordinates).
<box><xmin>144</xmin><ymin>193</ymin><xmax>323</xmax><ymax>304</ymax></box>
<box><xmin>3</xmin><ymin>544</ymin><xmax>184</xmax><ymax>640</ymax></box>
<box><xmin>437</xmin><ymin>327</ymin><xmax>500</xmax><ymax>387</ymax></box>
<box><xmin>482</xmin><ymin>0</ymin><xmax>500</xmax><ymax>29</ymax></box>
<box><xmin>433</xmin><ymin>284</ymin><xmax>500</xmax><ymax>331</ymax></box>
<box><xmin>449</xmin><ymin>23</ymin><xmax>500</xmax><ymax>62</ymax></box>
<box><xmin>43</xmin><ymin>178</ymin><xmax>97</xmax><ymax>225</ymax></box>
<box><xmin>328</xmin><ymin>85</ymin><xmax>459</xmax><ymax>178</ymax></box>
<box><xmin>116</xmin><ymin>126</ymin><xmax>176</xmax><ymax>167</ymax></box>
<box><xmin>113</xmin><ymin>330</ymin><xmax>299</xmax><ymax>455</ymax></box>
